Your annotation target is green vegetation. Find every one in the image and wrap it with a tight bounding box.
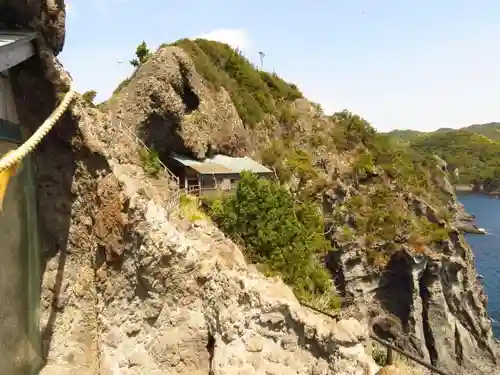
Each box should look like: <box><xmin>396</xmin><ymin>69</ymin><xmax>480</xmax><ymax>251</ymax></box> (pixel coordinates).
<box><xmin>138</xmin><ymin>146</ymin><xmax>162</xmax><ymax>178</ymax></box>
<box><xmin>179</xmin><ymin>194</ymin><xmax>206</xmax><ymax>222</ymax></box>
<box><xmin>387</xmin><ymin>123</ymin><xmax>500</xmax><ymax>144</ymax></box>
<box><xmin>386</xmin><ymin>122</ymin><xmax>500</xmax><ymax>192</ymax></box>
<box><xmin>205</xmin><ymin>172</ymin><xmax>340</xmax><ymax>310</ymax></box>
<box><xmin>82</xmin><ymin>90</ymin><xmax>97</xmax><ymax>106</ymax></box>
<box><xmin>385</xmin><ymin>129</ymin><xmax>426</xmax><ymax>144</ymax></box>
<box><xmin>170</xmin><ymin>39</ymin><xmax>303</xmax><ymax>128</ymax></box>
<box><xmin>130</xmin><ymin>41</ymin><xmax>151</xmax><ymax>68</ymax></box>
<box><xmin>461</xmin><ymin>122</ymin><xmax>500</xmax><ymax>141</ymax></box>
<box><xmin>410</xmin><ymin>130</ymin><xmax>500</xmax><ymax>191</ymax></box>
<box><xmin>107</xmin><ymin>38</ymin><xmax>460</xmax><ymax>294</ymax></box>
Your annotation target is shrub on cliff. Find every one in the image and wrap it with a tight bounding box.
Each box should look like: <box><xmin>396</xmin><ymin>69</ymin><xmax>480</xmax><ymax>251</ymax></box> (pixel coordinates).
<box><xmin>205</xmin><ymin>172</ymin><xmax>339</xmax><ymax>309</ymax></box>
<box><xmin>130</xmin><ymin>41</ymin><xmax>151</xmax><ymax>67</ymax></box>
<box><xmin>82</xmin><ymin>90</ymin><xmax>97</xmax><ymax>106</ymax></box>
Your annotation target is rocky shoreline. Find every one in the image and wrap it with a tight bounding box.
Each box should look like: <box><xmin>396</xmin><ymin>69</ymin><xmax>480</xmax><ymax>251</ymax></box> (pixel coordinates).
<box><xmin>455</xmin><ymin>185</ymin><xmax>500</xmax><ymax>198</ymax></box>
<box><xmin>452</xmin><ymin>193</ymin><xmax>488</xmax><ymax>234</ymax></box>
<box><xmin>455</xmin><ymin>220</ymin><xmax>487</xmax><ymax>235</ymax></box>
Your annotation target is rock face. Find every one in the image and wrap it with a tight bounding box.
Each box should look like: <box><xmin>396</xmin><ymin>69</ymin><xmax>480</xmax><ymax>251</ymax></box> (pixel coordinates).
<box><xmin>5</xmin><ymin>3</ymin><xmax>381</xmax><ymax>374</ymax></box>
<box><xmin>106</xmin><ymin>47</ymin><xmax>250</xmax><ymax>160</ymax></box>
<box><xmin>328</xmin><ymin>174</ymin><xmax>498</xmax><ymax>374</ymax></box>
<box><xmin>26</xmin><ymin>102</ymin><xmax>380</xmax><ymax>374</ymax></box>
<box><xmin>3</xmin><ymin>2</ymin><xmax>497</xmax><ymax>375</ymax></box>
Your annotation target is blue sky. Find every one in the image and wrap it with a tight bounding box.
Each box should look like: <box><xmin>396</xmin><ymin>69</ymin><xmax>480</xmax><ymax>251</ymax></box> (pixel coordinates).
<box><xmin>62</xmin><ymin>1</ymin><xmax>500</xmax><ymax>132</ymax></box>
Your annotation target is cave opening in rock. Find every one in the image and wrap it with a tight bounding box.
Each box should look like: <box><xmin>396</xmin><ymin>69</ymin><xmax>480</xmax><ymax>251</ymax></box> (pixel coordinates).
<box><xmin>324</xmin><ymin>250</ymin><xmax>347</xmax><ymax>300</ymax></box>
<box><xmin>138</xmin><ymin>112</ymin><xmax>189</xmax><ymax>163</ymax></box>
<box><xmin>375</xmin><ymin>252</ymin><xmax>413</xmax><ymax>329</ymax></box>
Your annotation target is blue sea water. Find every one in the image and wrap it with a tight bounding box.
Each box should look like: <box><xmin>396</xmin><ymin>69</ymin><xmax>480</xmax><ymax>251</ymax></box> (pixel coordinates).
<box><xmin>458</xmin><ymin>193</ymin><xmax>500</xmax><ymax>338</ymax></box>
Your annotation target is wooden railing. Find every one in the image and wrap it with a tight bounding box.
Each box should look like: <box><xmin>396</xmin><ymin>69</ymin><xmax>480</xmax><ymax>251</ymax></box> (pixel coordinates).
<box><xmin>298</xmin><ymin>301</ymin><xmax>450</xmax><ymax>375</ymax></box>
<box><xmin>118</xmin><ymin>122</ymin><xmax>179</xmax><ymax>187</ymax></box>
<box><xmin>184</xmin><ymin>185</ymin><xmax>234</xmax><ymax>198</ymax></box>
<box><xmin>110</xmin><ymin>119</ymin><xmax>182</xmax><ymax>217</ymax></box>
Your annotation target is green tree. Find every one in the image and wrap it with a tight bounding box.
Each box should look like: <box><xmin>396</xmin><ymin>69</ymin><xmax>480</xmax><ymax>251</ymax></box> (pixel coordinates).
<box><xmin>206</xmin><ymin>172</ymin><xmax>339</xmax><ymax>308</ymax></box>
<box><xmin>82</xmin><ymin>90</ymin><xmax>97</xmax><ymax>106</ymax></box>
<box><xmin>130</xmin><ymin>41</ymin><xmax>151</xmax><ymax>67</ymax></box>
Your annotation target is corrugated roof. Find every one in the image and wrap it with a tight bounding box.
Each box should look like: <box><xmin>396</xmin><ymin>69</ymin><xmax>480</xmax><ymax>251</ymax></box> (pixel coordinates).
<box><xmin>0</xmin><ymin>31</ymin><xmax>37</xmax><ymax>72</ymax></box>
<box><xmin>171</xmin><ymin>153</ymin><xmax>272</xmax><ymax>175</ymax></box>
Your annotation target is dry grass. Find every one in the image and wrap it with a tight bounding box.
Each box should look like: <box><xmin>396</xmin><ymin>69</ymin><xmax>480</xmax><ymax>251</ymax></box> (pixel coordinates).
<box><xmin>372</xmin><ymin>344</ymin><xmax>428</xmax><ymax>375</ymax></box>
<box><xmin>392</xmin><ymin>358</ymin><xmax>428</xmax><ymax>375</ymax></box>
<box><xmin>178</xmin><ymin>193</ymin><xmax>207</xmax><ymax>222</ymax></box>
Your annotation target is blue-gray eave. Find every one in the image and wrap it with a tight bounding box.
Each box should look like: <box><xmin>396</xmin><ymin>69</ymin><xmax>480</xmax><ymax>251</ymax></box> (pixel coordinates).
<box><xmin>0</xmin><ymin>30</ymin><xmax>37</xmax><ymax>73</ymax></box>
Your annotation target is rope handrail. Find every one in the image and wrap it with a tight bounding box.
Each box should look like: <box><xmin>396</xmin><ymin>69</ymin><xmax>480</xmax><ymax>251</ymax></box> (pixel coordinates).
<box><xmin>0</xmin><ymin>89</ymin><xmax>76</xmax><ymax>171</ymax></box>
<box><xmin>298</xmin><ymin>300</ymin><xmax>451</xmax><ymax>375</ymax></box>
<box><xmin>0</xmin><ymin>88</ymin><xmax>76</xmax><ymax>211</ymax></box>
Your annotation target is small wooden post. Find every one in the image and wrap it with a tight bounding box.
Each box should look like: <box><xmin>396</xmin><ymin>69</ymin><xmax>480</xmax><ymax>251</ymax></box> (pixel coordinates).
<box><xmin>386</xmin><ymin>346</ymin><xmax>394</xmax><ymax>365</ymax></box>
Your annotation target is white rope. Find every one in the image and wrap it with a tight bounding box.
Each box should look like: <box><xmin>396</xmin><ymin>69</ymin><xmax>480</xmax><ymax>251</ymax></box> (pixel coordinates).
<box><xmin>0</xmin><ymin>88</ymin><xmax>76</xmax><ymax>171</ymax></box>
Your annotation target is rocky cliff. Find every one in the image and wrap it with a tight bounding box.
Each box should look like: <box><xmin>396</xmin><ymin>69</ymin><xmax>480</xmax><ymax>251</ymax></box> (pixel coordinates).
<box><xmin>102</xmin><ymin>39</ymin><xmax>498</xmax><ymax>374</ymax></box>
<box><xmin>2</xmin><ymin>2</ymin><xmax>498</xmax><ymax>375</ymax></box>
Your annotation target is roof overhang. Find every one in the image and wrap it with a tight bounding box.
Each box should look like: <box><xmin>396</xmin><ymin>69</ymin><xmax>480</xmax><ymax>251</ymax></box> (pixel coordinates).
<box><xmin>170</xmin><ymin>152</ymin><xmax>273</xmax><ymax>175</ymax></box>
<box><xmin>0</xmin><ymin>31</ymin><xmax>37</xmax><ymax>73</ymax></box>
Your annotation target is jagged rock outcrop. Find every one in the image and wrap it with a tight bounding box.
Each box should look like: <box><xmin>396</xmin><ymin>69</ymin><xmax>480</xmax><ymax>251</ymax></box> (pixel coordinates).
<box><xmin>3</xmin><ymin>2</ymin><xmax>497</xmax><ymax>375</ymax></box>
<box><xmin>22</xmin><ymin>95</ymin><xmax>381</xmax><ymax>374</ymax></box>
<box><xmin>105</xmin><ymin>47</ymin><xmax>250</xmax><ymax>159</ymax></box>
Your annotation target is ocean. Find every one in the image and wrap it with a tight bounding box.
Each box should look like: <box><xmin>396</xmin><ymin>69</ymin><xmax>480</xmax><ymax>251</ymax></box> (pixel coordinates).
<box><xmin>458</xmin><ymin>193</ymin><xmax>500</xmax><ymax>338</ymax></box>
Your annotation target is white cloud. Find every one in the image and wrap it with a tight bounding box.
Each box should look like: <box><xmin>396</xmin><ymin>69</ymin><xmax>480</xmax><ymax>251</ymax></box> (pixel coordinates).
<box><xmin>194</xmin><ymin>28</ymin><xmax>251</xmax><ymax>51</ymax></box>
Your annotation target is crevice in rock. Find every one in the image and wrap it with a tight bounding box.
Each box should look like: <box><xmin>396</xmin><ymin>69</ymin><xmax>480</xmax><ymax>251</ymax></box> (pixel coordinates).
<box><xmin>419</xmin><ymin>270</ymin><xmax>438</xmax><ymax>366</ymax></box>
<box><xmin>207</xmin><ymin>332</ymin><xmax>215</xmax><ymax>375</ymax></box>
<box><xmin>145</xmin><ymin>317</ymin><xmax>157</xmax><ymax>327</ymax></box>
<box><xmin>344</xmin><ymin>256</ymin><xmax>363</xmax><ymax>270</ymax></box>
<box><xmin>178</xmin><ymin>62</ymin><xmax>200</xmax><ymax>113</ymax></box>
<box><xmin>324</xmin><ymin>250</ymin><xmax>346</xmax><ymax>298</ymax></box>
<box><xmin>454</xmin><ymin>323</ymin><xmax>464</xmax><ymax>365</ymax></box>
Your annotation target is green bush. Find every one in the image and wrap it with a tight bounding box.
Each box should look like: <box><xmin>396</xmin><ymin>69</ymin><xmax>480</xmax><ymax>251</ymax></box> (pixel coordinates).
<box><xmin>82</xmin><ymin>90</ymin><xmax>97</xmax><ymax>106</ymax></box>
<box><xmin>130</xmin><ymin>41</ymin><xmax>151</xmax><ymax>67</ymax></box>
<box><xmin>138</xmin><ymin>147</ymin><xmax>162</xmax><ymax>178</ymax></box>
<box><xmin>205</xmin><ymin>172</ymin><xmax>339</xmax><ymax>308</ymax></box>
<box><xmin>259</xmin><ymin>71</ymin><xmax>303</xmax><ymax>101</ymax></box>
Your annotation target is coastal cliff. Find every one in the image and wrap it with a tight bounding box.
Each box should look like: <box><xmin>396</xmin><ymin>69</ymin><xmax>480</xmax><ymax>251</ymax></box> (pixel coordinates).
<box><xmin>1</xmin><ymin>2</ymin><xmax>498</xmax><ymax>374</ymax></box>
<box><xmin>103</xmin><ymin>40</ymin><xmax>498</xmax><ymax>373</ymax></box>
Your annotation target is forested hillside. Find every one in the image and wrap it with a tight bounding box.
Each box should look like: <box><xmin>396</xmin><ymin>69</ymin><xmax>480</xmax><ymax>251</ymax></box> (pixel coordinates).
<box><xmin>388</xmin><ymin>123</ymin><xmax>500</xmax><ymax>192</ymax></box>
